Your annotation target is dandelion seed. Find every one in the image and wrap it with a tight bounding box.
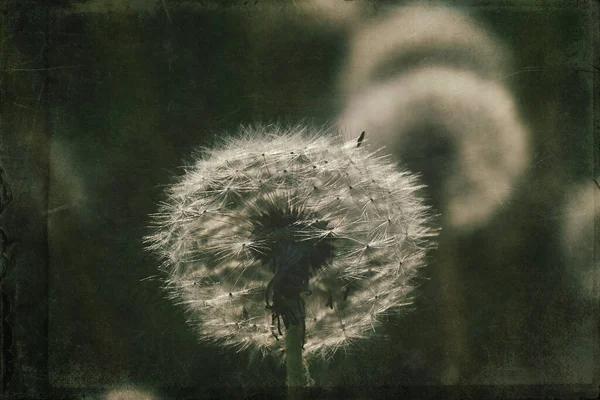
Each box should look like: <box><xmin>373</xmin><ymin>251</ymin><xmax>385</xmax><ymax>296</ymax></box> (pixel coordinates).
<box><xmin>145</xmin><ymin>124</ymin><xmax>437</xmax><ymax>387</ymax></box>
<box><xmin>356</xmin><ymin>131</ymin><xmax>365</xmax><ymax>148</ymax></box>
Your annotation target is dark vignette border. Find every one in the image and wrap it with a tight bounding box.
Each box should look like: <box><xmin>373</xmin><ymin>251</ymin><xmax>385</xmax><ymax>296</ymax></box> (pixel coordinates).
<box><xmin>1</xmin><ymin>163</ymin><xmax>16</xmax><ymax>391</ymax></box>
<box><xmin>1</xmin><ymin>0</ymin><xmax>56</xmax><ymax>398</ymax></box>
<box><xmin>0</xmin><ymin>0</ymin><xmax>597</xmax><ymax>399</ymax></box>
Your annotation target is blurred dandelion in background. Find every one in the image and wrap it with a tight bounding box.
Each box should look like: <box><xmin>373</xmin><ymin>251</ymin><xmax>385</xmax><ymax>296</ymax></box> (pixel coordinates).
<box><xmin>103</xmin><ymin>385</ymin><xmax>156</xmax><ymax>400</ymax></box>
<box><xmin>294</xmin><ymin>0</ymin><xmax>365</xmax><ymax>28</ymax></box>
<box><xmin>337</xmin><ymin>2</ymin><xmax>529</xmax><ymax>232</ymax></box>
<box><xmin>335</xmin><ymin>2</ymin><xmax>532</xmax><ymax>384</ymax></box>
<box><xmin>145</xmin><ymin>124</ymin><xmax>437</xmax><ymax>387</ymax></box>
<box><xmin>340</xmin><ymin>3</ymin><xmax>512</xmax><ymax>95</ymax></box>
<box><xmin>533</xmin><ymin>179</ymin><xmax>600</xmax><ymax>385</ymax></box>
<box><xmin>339</xmin><ymin>66</ymin><xmax>529</xmax><ymax>231</ymax></box>
<box><xmin>561</xmin><ymin>179</ymin><xmax>599</xmax><ymax>301</ymax></box>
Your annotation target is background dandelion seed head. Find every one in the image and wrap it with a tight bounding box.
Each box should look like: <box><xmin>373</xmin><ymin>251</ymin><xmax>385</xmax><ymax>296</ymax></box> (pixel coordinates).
<box><xmin>340</xmin><ymin>3</ymin><xmax>512</xmax><ymax>96</ymax></box>
<box><xmin>336</xmin><ymin>3</ymin><xmax>528</xmax><ymax>232</ymax></box>
<box><xmin>146</xmin><ymin>125</ymin><xmax>437</xmax><ymax>359</ymax></box>
<box><xmin>338</xmin><ymin>67</ymin><xmax>530</xmax><ymax>230</ymax></box>
<box><xmin>561</xmin><ymin>180</ymin><xmax>599</xmax><ymax>300</ymax></box>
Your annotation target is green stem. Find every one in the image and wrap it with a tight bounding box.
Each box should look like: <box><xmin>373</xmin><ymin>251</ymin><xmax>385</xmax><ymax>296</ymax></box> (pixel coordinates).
<box><xmin>285</xmin><ymin>323</ymin><xmax>305</xmax><ymax>387</ymax></box>
<box><xmin>284</xmin><ymin>297</ymin><xmax>306</xmax><ymax>399</ymax></box>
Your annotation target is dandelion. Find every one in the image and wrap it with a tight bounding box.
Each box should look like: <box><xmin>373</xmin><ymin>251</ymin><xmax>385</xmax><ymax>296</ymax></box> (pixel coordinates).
<box><xmin>337</xmin><ymin>3</ymin><xmax>528</xmax><ymax>232</ymax></box>
<box><xmin>295</xmin><ymin>0</ymin><xmax>365</xmax><ymax>28</ymax></box>
<box><xmin>561</xmin><ymin>179</ymin><xmax>599</xmax><ymax>300</ymax></box>
<box><xmin>336</xmin><ymin>6</ymin><xmax>530</xmax><ymax>380</ymax></box>
<box><xmin>339</xmin><ymin>3</ymin><xmax>511</xmax><ymax>96</ymax></box>
<box><xmin>103</xmin><ymin>385</ymin><xmax>156</xmax><ymax>400</ymax></box>
<box><xmin>338</xmin><ymin>66</ymin><xmax>530</xmax><ymax>231</ymax></box>
<box><xmin>145</xmin><ymin>124</ymin><xmax>437</xmax><ymax>389</ymax></box>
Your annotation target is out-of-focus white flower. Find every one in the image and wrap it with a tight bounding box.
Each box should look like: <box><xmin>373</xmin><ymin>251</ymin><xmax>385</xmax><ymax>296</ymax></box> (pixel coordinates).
<box><xmin>294</xmin><ymin>0</ymin><xmax>365</xmax><ymax>28</ymax></box>
<box><xmin>337</xmin><ymin>3</ymin><xmax>528</xmax><ymax>232</ymax></box>
<box><xmin>562</xmin><ymin>179</ymin><xmax>599</xmax><ymax>300</ymax></box>
<box><xmin>103</xmin><ymin>385</ymin><xmax>156</xmax><ymax>400</ymax></box>
<box><xmin>146</xmin><ymin>125</ymin><xmax>437</xmax><ymax>359</ymax></box>
<box><xmin>339</xmin><ymin>66</ymin><xmax>529</xmax><ymax>231</ymax></box>
<box><xmin>340</xmin><ymin>3</ymin><xmax>511</xmax><ymax>96</ymax></box>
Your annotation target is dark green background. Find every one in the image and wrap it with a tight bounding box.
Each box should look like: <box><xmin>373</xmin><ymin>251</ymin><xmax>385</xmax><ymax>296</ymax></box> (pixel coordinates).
<box><xmin>0</xmin><ymin>1</ymin><xmax>597</xmax><ymax>398</ymax></box>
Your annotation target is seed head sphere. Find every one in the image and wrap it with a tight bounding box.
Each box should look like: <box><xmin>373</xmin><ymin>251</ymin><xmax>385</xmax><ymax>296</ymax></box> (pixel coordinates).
<box><xmin>146</xmin><ymin>125</ymin><xmax>437</xmax><ymax>359</ymax></box>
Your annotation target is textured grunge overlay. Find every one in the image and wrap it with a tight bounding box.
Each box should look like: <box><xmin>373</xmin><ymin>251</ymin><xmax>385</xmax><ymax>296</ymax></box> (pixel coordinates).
<box><xmin>0</xmin><ymin>164</ymin><xmax>15</xmax><ymax>392</ymax></box>
<box><xmin>0</xmin><ymin>0</ymin><xmax>598</xmax><ymax>399</ymax></box>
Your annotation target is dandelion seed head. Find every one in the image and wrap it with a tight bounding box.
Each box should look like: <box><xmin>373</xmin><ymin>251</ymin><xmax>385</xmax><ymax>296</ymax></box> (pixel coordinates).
<box><xmin>340</xmin><ymin>3</ymin><xmax>511</xmax><ymax>96</ymax></box>
<box><xmin>337</xmin><ymin>3</ymin><xmax>527</xmax><ymax>232</ymax></box>
<box><xmin>146</xmin><ymin>124</ymin><xmax>437</xmax><ymax>359</ymax></box>
<box><xmin>561</xmin><ymin>180</ymin><xmax>599</xmax><ymax>300</ymax></box>
<box><xmin>339</xmin><ymin>67</ymin><xmax>530</xmax><ymax>230</ymax></box>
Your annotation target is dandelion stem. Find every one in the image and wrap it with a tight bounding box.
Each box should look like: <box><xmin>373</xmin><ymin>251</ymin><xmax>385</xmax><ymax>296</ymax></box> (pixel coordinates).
<box><xmin>437</xmin><ymin>236</ymin><xmax>467</xmax><ymax>384</ymax></box>
<box><xmin>284</xmin><ymin>299</ymin><xmax>306</xmax><ymax>398</ymax></box>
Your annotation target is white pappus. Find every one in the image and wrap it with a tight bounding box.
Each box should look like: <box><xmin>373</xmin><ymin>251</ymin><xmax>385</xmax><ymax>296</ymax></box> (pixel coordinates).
<box><xmin>145</xmin><ymin>124</ymin><xmax>438</xmax><ymax>360</ymax></box>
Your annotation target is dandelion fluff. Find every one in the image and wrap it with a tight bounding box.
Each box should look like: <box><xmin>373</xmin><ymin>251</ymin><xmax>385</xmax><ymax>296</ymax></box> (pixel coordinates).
<box><xmin>146</xmin><ymin>125</ymin><xmax>436</xmax><ymax>360</ymax></box>
<box><xmin>295</xmin><ymin>0</ymin><xmax>364</xmax><ymax>28</ymax></box>
<box><xmin>104</xmin><ymin>385</ymin><xmax>156</xmax><ymax>400</ymax></box>
<box><xmin>562</xmin><ymin>180</ymin><xmax>599</xmax><ymax>300</ymax></box>
<box><xmin>341</xmin><ymin>3</ymin><xmax>511</xmax><ymax>95</ymax></box>
<box><xmin>338</xmin><ymin>67</ymin><xmax>530</xmax><ymax>230</ymax></box>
